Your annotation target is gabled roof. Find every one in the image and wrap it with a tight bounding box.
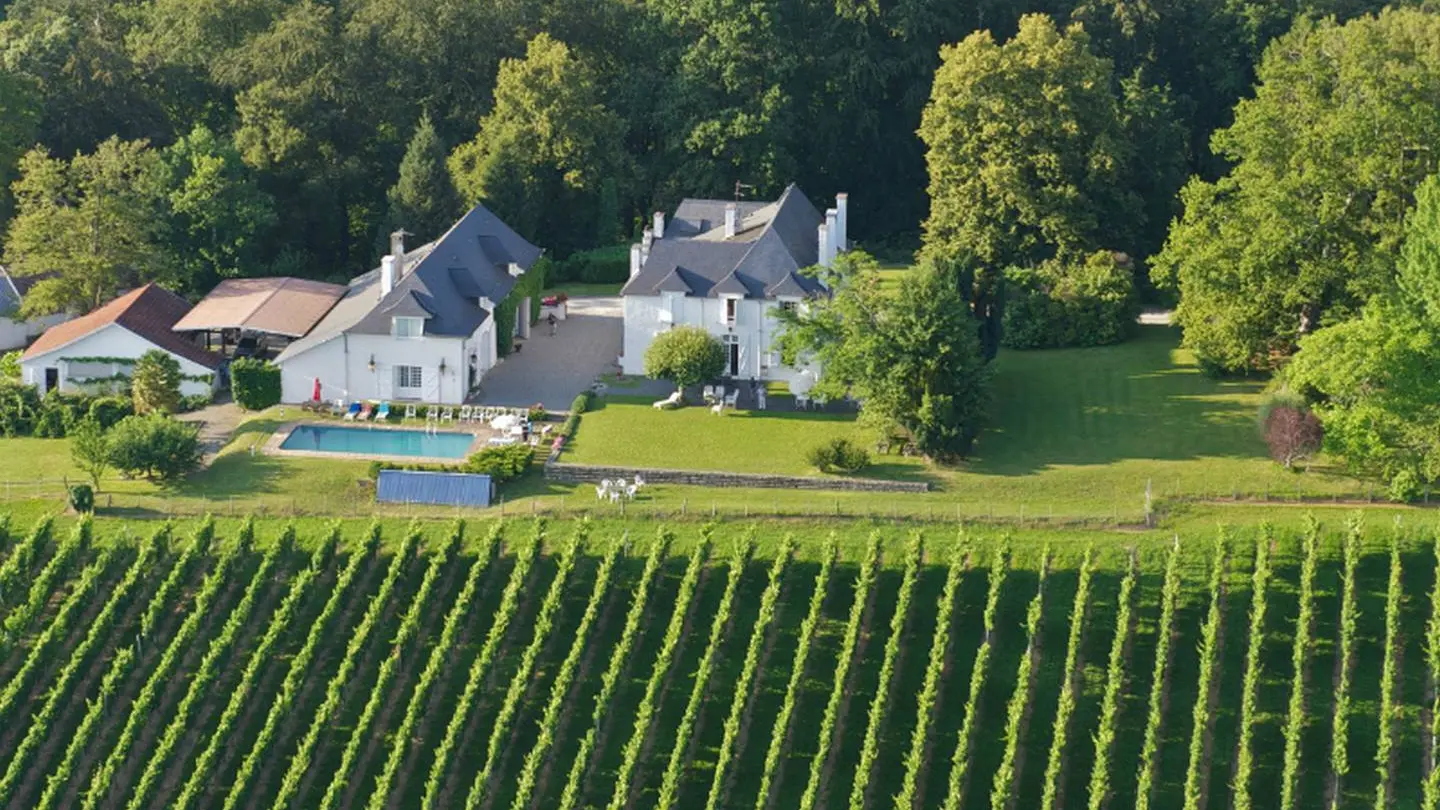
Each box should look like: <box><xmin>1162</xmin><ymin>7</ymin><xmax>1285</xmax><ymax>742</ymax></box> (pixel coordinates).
<box><xmin>171</xmin><ymin>277</ymin><xmax>347</xmax><ymax>338</ymax></box>
<box><xmin>0</xmin><ymin>266</ymin><xmax>57</xmax><ymax>315</ymax></box>
<box><xmin>277</xmin><ymin>203</ymin><xmax>541</xmax><ymax>362</ymax></box>
<box><xmin>621</xmin><ymin>184</ymin><xmax>828</xmax><ymax>300</ymax></box>
<box><xmin>22</xmin><ymin>283</ymin><xmax>222</xmax><ymax>369</ymax></box>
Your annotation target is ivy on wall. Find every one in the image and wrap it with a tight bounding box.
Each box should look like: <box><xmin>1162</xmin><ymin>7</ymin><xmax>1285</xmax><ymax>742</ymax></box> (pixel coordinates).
<box><xmin>494</xmin><ymin>260</ymin><xmax>548</xmax><ymax>358</ymax></box>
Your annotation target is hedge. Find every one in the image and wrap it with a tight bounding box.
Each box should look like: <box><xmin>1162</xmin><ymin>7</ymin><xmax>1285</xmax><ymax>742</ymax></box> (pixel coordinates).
<box><xmin>230</xmin><ymin>358</ymin><xmax>282</xmax><ymax>411</ymax></box>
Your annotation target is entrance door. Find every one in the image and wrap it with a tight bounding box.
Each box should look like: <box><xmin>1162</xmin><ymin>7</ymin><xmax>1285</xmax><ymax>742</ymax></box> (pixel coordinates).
<box><xmin>723</xmin><ymin>335</ymin><xmax>740</xmax><ymax>377</ymax></box>
<box><xmin>43</xmin><ymin>367</ymin><xmax>58</xmax><ymax>393</ymax></box>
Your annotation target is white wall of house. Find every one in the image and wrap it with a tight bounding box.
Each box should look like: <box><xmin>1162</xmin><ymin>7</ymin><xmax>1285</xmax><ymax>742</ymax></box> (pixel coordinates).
<box><xmin>0</xmin><ymin>312</ymin><xmax>69</xmax><ymax>352</ymax></box>
<box><xmin>19</xmin><ymin>323</ymin><xmax>217</xmax><ymax>397</ymax></box>
<box><xmin>619</xmin><ymin>294</ymin><xmax>808</xmax><ymax>386</ymax></box>
<box><xmin>278</xmin><ymin>320</ymin><xmax>500</xmax><ymax>405</ymax></box>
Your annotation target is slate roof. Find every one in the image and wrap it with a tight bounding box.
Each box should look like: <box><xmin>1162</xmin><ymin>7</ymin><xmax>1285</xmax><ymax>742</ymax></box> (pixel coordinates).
<box><xmin>0</xmin><ymin>266</ymin><xmax>55</xmax><ymax>314</ymax></box>
<box><xmin>621</xmin><ymin>184</ymin><xmax>827</xmax><ymax>300</ymax></box>
<box><xmin>277</xmin><ymin>203</ymin><xmax>540</xmax><ymax>362</ymax></box>
<box><xmin>22</xmin><ymin>283</ymin><xmax>222</xmax><ymax>369</ymax></box>
<box><xmin>171</xmin><ymin>277</ymin><xmax>347</xmax><ymax>337</ymax></box>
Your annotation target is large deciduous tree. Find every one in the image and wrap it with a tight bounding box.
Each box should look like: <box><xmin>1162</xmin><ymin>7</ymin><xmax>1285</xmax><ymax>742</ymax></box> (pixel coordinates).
<box><xmin>644</xmin><ymin>325</ymin><xmax>726</xmax><ymax>395</ymax></box>
<box><xmin>1154</xmin><ymin>9</ymin><xmax>1440</xmax><ymax>373</ymax></box>
<box><xmin>919</xmin><ymin>14</ymin><xmax>1140</xmax><ymax>271</ymax></box>
<box><xmin>775</xmin><ymin>252</ymin><xmax>991</xmax><ymax>461</ymax></box>
<box><xmin>160</xmin><ymin>124</ymin><xmax>276</xmax><ymax>295</ymax></box>
<box><xmin>1285</xmin><ymin>173</ymin><xmax>1440</xmax><ymax>487</ymax></box>
<box><xmin>3</xmin><ymin>137</ymin><xmax>168</xmax><ymax>316</ymax></box>
<box><xmin>449</xmin><ymin>34</ymin><xmax>625</xmax><ymax>256</ymax></box>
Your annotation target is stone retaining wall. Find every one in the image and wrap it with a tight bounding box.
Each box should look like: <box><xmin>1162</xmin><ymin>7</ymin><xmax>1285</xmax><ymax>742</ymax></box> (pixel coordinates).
<box><xmin>544</xmin><ymin>462</ymin><xmax>929</xmax><ymax>493</ymax></box>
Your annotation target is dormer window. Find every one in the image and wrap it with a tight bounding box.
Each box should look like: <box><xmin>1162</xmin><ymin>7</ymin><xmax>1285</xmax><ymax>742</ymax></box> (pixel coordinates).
<box><xmin>393</xmin><ymin>316</ymin><xmax>424</xmax><ymax>338</ymax></box>
<box><xmin>723</xmin><ymin>297</ymin><xmax>738</xmax><ymax>326</ymax></box>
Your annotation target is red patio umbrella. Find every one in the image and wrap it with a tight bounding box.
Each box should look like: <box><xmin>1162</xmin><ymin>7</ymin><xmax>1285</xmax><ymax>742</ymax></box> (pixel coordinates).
<box><xmin>312</xmin><ymin>378</ymin><xmax>322</xmax><ymax>403</ymax></box>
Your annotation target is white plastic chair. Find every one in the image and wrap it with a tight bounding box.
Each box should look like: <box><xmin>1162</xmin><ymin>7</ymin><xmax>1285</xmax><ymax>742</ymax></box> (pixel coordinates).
<box><xmin>614</xmin><ymin>478</ymin><xmax>626</xmax><ymax>491</ymax></box>
<box><xmin>440</xmin><ymin>407</ymin><xmax>454</xmax><ymax>422</ymax></box>
<box><xmin>608</xmin><ymin>489</ymin><xmax>622</xmax><ymax>504</ymax></box>
<box><xmin>404</xmin><ymin>403</ymin><xmax>417</xmax><ymax>420</ymax></box>
<box><xmin>724</xmin><ymin>389</ymin><xmax>739</xmax><ymax>408</ymax></box>
<box><xmin>632</xmin><ymin>474</ymin><xmax>645</xmax><ymax>488</ymax></box>
<box><xmin>459</xmin><ymin>405</ymin><xmax>473</xmax><ymax>422</ymax></box>
<box><xmin>595</xmin><ymin>484</ymin><xmax>607</xmax><ymax>500</ymax></box>
<box><xmin>711</xmin><ymin>402</ymin><xmax>724</xmax><ymax>416</ymax></box>
<box><xmin>626</xmin><ymin>484</ymin><xmax>638</xmax><ymax>500</ymax></box>
<box><xmin>601</xmin><ymin>478</ymin><xmax>613</xmax><ymax>490</ymax></box>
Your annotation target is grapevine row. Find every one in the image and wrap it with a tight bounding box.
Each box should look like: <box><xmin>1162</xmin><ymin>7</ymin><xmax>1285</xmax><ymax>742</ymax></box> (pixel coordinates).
<box><xmin>0</xmin><ymin>545</ymin><xmax>114</xmax><ymax>725</ymax></box>
<box><xmin>1281</xmin><ymin>519</ymin><xmax>1321</xmax><ymax>810</ymax></box>
<box><xmin>849</xmin><ymin>534</ymin><xmax>922</xmax><ymax>809</ymax></box>
<box><xmin>1328</xmin><ymin>520</ymin><xmax>1361</xmax><ymax>809</ymax></box>
<box><xmin>654</xmin><ymin>538</ymin><xmax>753</xmax><ymax>810</ymax></box>
<box><xmin>221</xmin><ymin>524</ymin><xmax>374</xmax><ymax>810</ymax></box>
<box><xmin>0</xmin><ymin>515</ymin><xmax>51</xmax><ymax>607</ymax></box>
<box><xmin>419</xmin><ymin>528</ymin><xmax>541</xmax><ymax>810</ymax></box>
<box><xmin>317</xmin><ymin>527</ymin><xmax>458</xmax><ymax>810</ymax></box>
<box><xmin>124</xmin><ymin>530</ymin><xmax>285</xmax><ymax>810</ymax></box>
<box><xmin>508</xmin><ymin>532</ymin><xmax>622</xmax><ymax>810</ymax></box>
<box><xmin>1133</xmin><ymin>538</ymin><xmax>1183</xmax><ymax>810</ymax></box>
<box><xmin>74</xmin><ymin>519</ymin><xmax>221</xmax><ymax>810</ymax></box>
<box><xmin>1085</xmin><ymin>551</ymin><xmax>1139</xmax><ymax>810</ymax></box>
<box><xmin>798</xmin><ymin>532</ymin><xmax>882</xmax><ymax>810</ymax></box>
<box><xmin>171</xmin><ymin>527</ymin><xmax>334</xmax><ymax>810</ymax></box>
<box><xmin>269</xmin><ymin>526</ymin><xmax>419</xmax><ymax>810</ymax></box>
<box><xmin>24</xmin><ymin>529</ymin><xmax>165</xmax><ymax>810</ymax></box>
<box><xmin>0</xmin><ymin>515</ymin><xmax>88</xmax><ymax>657</ymax></box>
<box><xmin>32</xmin><ymin>646</ymin><xmax>137</xmax><ymax>810</ymax></box>
<box><xmin>0</xmin><ymin>513</ymin><xmax>9</xmax><ymax>558</ymax></box>
<box><xmin>462</xmin><ymin>529</ymin><xmax>582</xmax><ymax>810</ymax></box>
<box><xmin>988</xmin><ymin>548</ymin><xmax>1051</xmax><ymax>810</ymax></box>
<box><xmin>1426</xmin><ymin>530</ymin><xmax>1440</xmax><ymax>810</ymax></box>
<box><xmin>366</xmin><ymin>522</ymin><xmax>496</xmax><ymax>810</ymax></box>
<box><xmin>605</xmin><ymin>537</ymin><xmax>711</xmax><ymax>810</ymax></box>
<box><xmin>939</xmin><ymin>545</ymin><xmax>1010</xmax><ymax>810</ymax></box>
<box><xmin>703</xmin><ymin>536</ymin><xmax>794</xmax><ymax>810</ymax></box>
<box><xmin>1039</xmin><ymin>547</ymin><xmax>1096</xmax><ymax>810</ymax></box>
<box><xmin>893</xmin><ymin>542</ymin><xmax>964</xmax><ymax>810</ymax></box>
<box><xmin>555</xmin><ymin>530</ymin><xmax>671</xmax><ymax>810</ymax></box>
<box><xmin>1233</xmin><ymin>529</ymin><xmax>1272</xmax><ymax>810</ymax></box>
<box><xmin>1373</xmin><ymin>534</ymin><xmax>1402</xmax><ymax>809</ymax></box>
<box><xmin>1180</xmin><ymin>534</ymin><xmax>1229</xmax><ymax>810</ymax></box>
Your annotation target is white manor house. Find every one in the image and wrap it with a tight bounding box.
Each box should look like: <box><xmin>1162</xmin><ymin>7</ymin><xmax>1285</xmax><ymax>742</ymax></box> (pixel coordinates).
<box><xmin>618</xmin><ymin>184</ymin><xmax>847</xmax><ymax>387</ymax></box>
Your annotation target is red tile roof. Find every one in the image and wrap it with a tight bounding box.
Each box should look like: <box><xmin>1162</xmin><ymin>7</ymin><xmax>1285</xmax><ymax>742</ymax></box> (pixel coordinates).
<box><xmin>22</xmin><ymin>284</ymin><xmax>222</xmax><ymax>369</ymax></box>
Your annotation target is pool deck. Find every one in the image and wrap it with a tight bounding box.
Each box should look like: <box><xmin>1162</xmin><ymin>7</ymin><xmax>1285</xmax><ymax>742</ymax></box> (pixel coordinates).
<box><xmin>263</xmin><ymin>421</ymin><xmax>493</xmax><ymax>465</ymax></box>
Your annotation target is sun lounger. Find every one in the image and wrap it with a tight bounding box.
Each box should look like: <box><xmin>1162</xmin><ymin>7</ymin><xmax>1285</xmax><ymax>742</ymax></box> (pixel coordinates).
<box><xmin>375</xmin><ymin>402</ymin><xmax>391</xmax><ymax>421</ymax></box>
<box><xmin>356</xmin><ymin>402</ymin><xmax>374</xmax><ymax>421</ymax></box>
<box><xmin>342</xmin><ymin>402</ymin><xmax>362</xmax><ymax>420</ymax></box>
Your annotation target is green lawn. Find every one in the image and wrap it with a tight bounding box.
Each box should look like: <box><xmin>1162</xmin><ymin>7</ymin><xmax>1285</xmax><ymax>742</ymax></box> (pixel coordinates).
<box><xmin>559</xmin><ymin>326</ymin><xmax>1367</xmax><ymax>518</ymax></box>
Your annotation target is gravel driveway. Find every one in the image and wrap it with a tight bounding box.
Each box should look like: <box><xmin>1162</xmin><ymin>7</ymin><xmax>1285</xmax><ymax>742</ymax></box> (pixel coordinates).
<box><xmin>470</xmin><ymin>296</ymin><xmax>622</xmax><ymax>411</ymax></box>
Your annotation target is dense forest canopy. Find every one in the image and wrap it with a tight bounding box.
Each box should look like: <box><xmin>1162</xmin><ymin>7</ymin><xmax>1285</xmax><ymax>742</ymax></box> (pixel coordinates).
<box><xmin>0</xmin><ymin>0</ymin><xmax>1415</xmax><ymax>295</ymax></box>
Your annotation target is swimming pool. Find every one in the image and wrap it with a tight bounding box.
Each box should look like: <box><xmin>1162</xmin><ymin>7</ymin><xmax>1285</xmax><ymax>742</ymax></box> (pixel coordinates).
<box><xmin>279</xmin><ymin>424</ymin><xmax>474</xmax><ymax>459</ymax></box>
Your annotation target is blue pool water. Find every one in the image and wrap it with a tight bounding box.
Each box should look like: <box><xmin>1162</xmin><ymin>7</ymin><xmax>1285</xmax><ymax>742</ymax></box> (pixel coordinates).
<box><xmin>280</xmin><ymin>424</ymin><xmax>473</xmax><ymax>459</ymax></box>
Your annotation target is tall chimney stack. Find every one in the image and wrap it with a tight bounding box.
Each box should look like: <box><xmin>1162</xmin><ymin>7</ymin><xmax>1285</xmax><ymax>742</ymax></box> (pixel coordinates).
<box><xmin>380</xmin><ymin>255</ymin><xmax>396</xmax><ymax>298</ymax></box>
<box><xmin>389</xmin><ymin>229</ymin><xmax>408</xmax><ymax>275</ymax></box>
<box><xmin>724</xmin><ymin>203</ymin><xmax>738</xmax><ymax>238</ymax></box>
<box><xmin>825</xmin><ymin>208</ymin><xmax>839</xmax><ymax>265</ymax></box>
<box><xmin>835</xmin><ymin>194</ymin><xmax>848</xmax><ymax>253</ymax></box>
<box><xmin>630</xmin><ymin>244</ymin><xmax>642</xmax><ymax>278</ymax></box>
<box><xmin>817</xmin><ymin>223</ymin><xmax>831</xmax><ymax>268</ymax></box>
<box><xmin>641</xmin><ymin>226</ymin><xmax>653</xmax><ymax>265</ymax></box>
<box><xmin>653</xmin><ymin>211</ymin><xmax>665</xmax><ymax>240</ymax></box>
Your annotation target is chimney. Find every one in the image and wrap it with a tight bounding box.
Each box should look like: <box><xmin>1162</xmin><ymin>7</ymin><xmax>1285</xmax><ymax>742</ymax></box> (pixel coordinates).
<box><xmin>641</xmin><ymin>226</ymin><xmax>653</xmax><ymax>265</ymax></box>
<box><xmin>380</xmin><ymin>255</ymin><xmax>396</xmax><ymax>298</ymax></box>
<box><xmin>508</xmin><ymin>262</ymin><xmax>524</xmax><ymax>278</ymax></box>
<box><xmin>724</xmin><ymin>203</ymin><xmax>738</xmax><ymax>238</ymax></box>
<box><xmin>835</xmin><ymin>193</ymin><xmax>848</xmax><ymax>253</ymax></box>
<box><xmin>817</xmin><ymin>223</ymin><xmax>831</xmax><ymax>268</ymax></box>
<box><xmin>630</xmin><ymin>244</ymin><xmax>642</xmax><ymax>278</ymax></box>
<box><xmin>479</xmin><ymin>295</ymin><xmax>493</xmax><ymax>311</ymax></box>
<box><xmin>653</xmin><ymin>211</ymin><xmax>665</xmax><ymax>240</ymax></box>
<box><xmin>825</xmin><ymin>209</ymin><xmax>839</xmax><ymax>265</ymax></box>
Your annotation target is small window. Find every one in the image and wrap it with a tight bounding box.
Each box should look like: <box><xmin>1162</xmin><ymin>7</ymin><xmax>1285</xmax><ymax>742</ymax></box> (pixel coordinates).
<box><xmin>779</xmin><ymin>300</ymin><xmax>798</xmax><ymax>313</ymax></box>
<box><xmin>724</xmin><ymin>297</ymin><xmax>738</xmax><ymax>325</ymax></box>
<box><xmin>395</xmin><ymin>365</ymin><xmax>423</xmax><ymax>390</ymax></box>
<box><xmin>393</xmin><ymin>317</ymin><xmax>423</xmax><ymax>338</ymax></box>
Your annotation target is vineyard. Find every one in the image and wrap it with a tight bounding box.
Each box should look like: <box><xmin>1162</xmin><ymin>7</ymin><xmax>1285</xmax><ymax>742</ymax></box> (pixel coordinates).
<box><xmin>1</xmin><ymin>513</ymin><xmax>1438</xmax><ymax>809</ymax></box>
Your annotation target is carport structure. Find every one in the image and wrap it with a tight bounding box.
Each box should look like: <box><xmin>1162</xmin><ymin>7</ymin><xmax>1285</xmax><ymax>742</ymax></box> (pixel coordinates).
<box><xmin>173</xmin><ymin>277</ymin><xmax>347</xmax><ymax>359</ymax></box>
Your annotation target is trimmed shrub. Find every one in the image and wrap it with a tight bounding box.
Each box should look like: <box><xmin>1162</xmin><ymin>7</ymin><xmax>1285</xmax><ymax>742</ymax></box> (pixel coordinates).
<box><xmin>528</xmin><ymin>404</ymin><xmax>548</xmax><ymax>423</ymax></box>
<box><xmin>87</xmin><ymin>396</ymin><xmax>133</xmax><ymax>430</ymax></box>
<box><xmin>68</xmin><ymin>484</ymin><xmax>94</xmax><ymax>513</ymax></box>
<box><xmin>807</xmin><ymin>437</ymin><xmax>870</xmax><ymax>474</ymax></box>
<box><xmin>0</xmin><ymin>379</ymin><xmax>40</xmax><ymax>436</ymax></box>
<box><xmin>230</xmin><ymin>357</ymin><xmax>281</xmax><ymax>411</ymax></box>
<box><xmin>107</xmin><ymin>414</ymin><xmax>203</xmax><ymax>482</ymax></box>
<box><xmin>465</xmin><ymin>444</ymin><xmax>535</xmax><ymax>482</ymax></box>
<box><xmin>644</xmin><ymin>326</ymin><xmax>726</xmax><ymax>390</ymax></box>
<box><xmin>131</xmin><ymin>350</ymin><xmax>183</xmax><ymax>414</ymax></box>
<box><xmin>179</xmin><ymin>393</ymin><xmax>214</xmax><ymax>412</ymax></box>
<box><xmin>1002</xmin><ymin>250</ymin><xmax>1139</xmax><ymax>349</ymax></box>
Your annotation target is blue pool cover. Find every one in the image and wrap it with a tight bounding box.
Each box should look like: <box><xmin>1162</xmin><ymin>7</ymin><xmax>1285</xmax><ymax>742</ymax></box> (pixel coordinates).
<box><xmin>376</xmin><ymin>470</ymin><xmax>493</xmax><ymax>507</ymax></box>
